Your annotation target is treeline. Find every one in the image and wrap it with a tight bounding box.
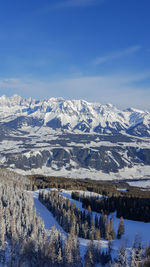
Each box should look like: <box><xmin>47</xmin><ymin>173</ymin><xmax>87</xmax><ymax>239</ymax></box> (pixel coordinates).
<box><xmin>29</xmin><ymin>173</ymin><xmax>150</xmax><ymax>199</ymax></box>
<box><xmin>72</xmin><ymin>191</ymin><xmax>150</xmax><ymax>222</ymax></box>
<box><xmin>38</xmin><ymin>190</ymin><xmax>120</xmax><ymax>241</ymax></box>
<box><xmin>29</xmin><ymin>174</ymin><xmax>118</xmax><ymax>195</ymax></box>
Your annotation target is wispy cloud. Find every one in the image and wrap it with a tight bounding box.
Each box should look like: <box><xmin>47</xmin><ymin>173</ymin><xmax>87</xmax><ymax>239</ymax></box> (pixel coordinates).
<box><xmin>0</xmin><ymin>70</ymin><xmax>150</xmax><ymax>110</ymax></box>
<box><xmin>93</xmin><ymin>45</ymin><xmax>141</xmax><ymax>65</ymax></box>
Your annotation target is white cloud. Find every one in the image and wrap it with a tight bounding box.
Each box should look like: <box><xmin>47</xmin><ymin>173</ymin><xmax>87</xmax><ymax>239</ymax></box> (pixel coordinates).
<box><xmin>0</xmin><ymin>71</ymin><xmax>150</xmax><ymax>111</ymax></box>
<box><xmin>93</xmin><ymin>45</ymin><xmax>141</xmax><ymax>65</ymax></box>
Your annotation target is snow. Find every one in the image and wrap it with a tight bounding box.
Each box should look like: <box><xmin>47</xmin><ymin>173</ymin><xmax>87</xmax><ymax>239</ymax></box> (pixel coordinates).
<box><xmin>23</xmin><ymin>151</ymin><xmax>41</xmax><ymax>159</ymax></box>
<box><xmin>117</xmin><ymin>188</ymin><xmax>127</xmax><ymax>192</ymax></box>
<box><xmin>0</xmin><ymin>94</ymin><xmax>149</xmax><ymax>133</ymax></box>
<box><xmin>0</xmin><ymin>156</ymin><xmax>6</xmax><ymax>164</ymax></box>
<box><xmin>30</xmin><ymin>188</ymin><xmax>150</xmax><ymax>258</ymax></box>
<box><xmin>30</xmin><ymin>191</ymin><xmax>64</xmax><ymax>234</ymax></box>
<box><xmin>58</xmin><ymin>189</ymin><xmax>150</xmax><ymax>248</ymax></box>
<box><xmin>60</xmin><ymin>189</ymin><xmax>103</xmax><ymax>199</ymax></box>
<box><xmin>0</xmin><ymin>94</ymin><xmax>150</xmax><ymax>181</ymax></box>
<box><xmin>127</xmin><ymin>179</ymin><xmax>150</xmax><ymax>188</ymax></box>
<box><xmin>15</xmin><ymin>164</ymin><xmax>150</xmax><ymax>181</ymax></box>
<box><xmin>0</xmin><ymin>140</ymin><xmax>23</xmax><ymax>153</ymax></box>
<box><xmin>30</xmin><ymin>190</ymin><xmax>108</xmax><ymax>258</ymax></box>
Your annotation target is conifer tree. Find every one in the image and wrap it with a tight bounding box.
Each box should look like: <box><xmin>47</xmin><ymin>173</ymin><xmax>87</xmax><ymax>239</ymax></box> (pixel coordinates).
<box><xmin>84</xmin><ymin>241</ymin><xmax>95</xmax><ymax>267</ymax></box>
<box><xmin>94</xmin><ymin>228</ymin><xmax>100</xmax><ymax>240</ymax></box>
<box><xmin>90</xmin><ymin>219</ymin><xmax>94</xmax><ymax>241</ymax></box>
<box><xmin>64</xmin><ymin>234</ymin><xmax>73</xmax><ymax>265</ymax></box>
<box><xmin>117</xmin><ymin>217</ymin><xmax>125</xmax><ymax>239</ymax></box>
<box><xmin>57</xmin><ymin>247</ymin><xmax>63</xmax><ymax>265</ymax></box>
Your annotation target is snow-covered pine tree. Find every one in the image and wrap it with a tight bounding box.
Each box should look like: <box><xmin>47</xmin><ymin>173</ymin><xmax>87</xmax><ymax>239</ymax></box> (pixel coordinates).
<box><xmin>117</xmin><ymin>217</ymin><xmax>125</xmax><ymax>239</ymax></box>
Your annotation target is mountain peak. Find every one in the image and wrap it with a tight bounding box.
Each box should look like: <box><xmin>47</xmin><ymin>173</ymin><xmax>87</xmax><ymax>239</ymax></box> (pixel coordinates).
<box><xmin>0</xmin><ymin>94</ymin><xmax>149</xmax><ymax>136</ymax></box>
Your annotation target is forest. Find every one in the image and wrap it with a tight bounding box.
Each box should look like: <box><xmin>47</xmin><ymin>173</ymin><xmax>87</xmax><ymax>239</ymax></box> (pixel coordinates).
<box><xmin>29</xmin><ymin>174</ymin><xmax>150</xmax><ymax>198</ymax></box>
<box><xmin>39</xmin><ymin>190</ymin><xmax>117</xmax><ymax>240</ymax></box>
<box><xmin>0</xmin><ymin>168</ymin><xmax>150</xmax><ymax>266</ymax></box>
<box><xmin>71</xmin><ymin>191</ymin><xmax>150</xmax><ymax>222</ymax></box>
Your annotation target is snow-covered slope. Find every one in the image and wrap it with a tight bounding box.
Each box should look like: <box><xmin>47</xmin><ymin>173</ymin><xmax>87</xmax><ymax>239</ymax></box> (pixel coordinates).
<box><xmin>0</xmin><ymin>94</ymin><xmax>150</xmax><ymax>178</ymax></box>
<box><xmin>31</xmin><ymin>189</ymin><xmax>150</xmax><ymax>253</ymax></box>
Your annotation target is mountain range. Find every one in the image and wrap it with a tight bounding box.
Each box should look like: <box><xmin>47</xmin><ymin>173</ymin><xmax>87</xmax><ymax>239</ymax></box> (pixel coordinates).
<box><xmin>0</xmin><ymin>94</ymin><xmax>150</xmax><ymax>180</ymax></box>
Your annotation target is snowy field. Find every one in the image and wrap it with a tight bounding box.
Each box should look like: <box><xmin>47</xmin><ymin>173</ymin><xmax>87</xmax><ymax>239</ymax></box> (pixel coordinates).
<box><xmin>30</xmin><ymin>189</ymin><xmax>150</xmax><ymax>258</ymax></box>
<box><xmin>127</xmin><ymin>179</ymin><xmax>150</xmax><ymax>188</ymax></box>
<box><xmin>15</xmin><ymin>164</ymin><xmax>150</xmax><ymax>181</ymax></box>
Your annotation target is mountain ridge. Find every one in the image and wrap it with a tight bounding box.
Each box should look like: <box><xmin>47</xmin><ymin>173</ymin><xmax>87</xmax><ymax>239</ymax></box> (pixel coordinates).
<box><xmin>0</xmin><ymin>94</ymin><xmax>149</xmax><ymax>136</ymax></box>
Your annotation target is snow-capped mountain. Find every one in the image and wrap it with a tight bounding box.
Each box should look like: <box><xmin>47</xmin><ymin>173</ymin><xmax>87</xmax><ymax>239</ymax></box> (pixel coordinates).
<box><xmin>0</xmin><ymin>94</ymin><xmax>150</xmax><ymax>179</ymax></box>
<box><xmin>0</xmin><ymin>94</ymin><xmax>150</xmax><ymax>136</ymax></box>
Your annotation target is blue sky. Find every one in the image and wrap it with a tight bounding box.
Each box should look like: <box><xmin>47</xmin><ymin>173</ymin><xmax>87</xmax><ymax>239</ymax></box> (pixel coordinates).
<box><xmin>0</xmin><ymin>0</ymin><xmax>150</xmax><ymax>110</ymax></box>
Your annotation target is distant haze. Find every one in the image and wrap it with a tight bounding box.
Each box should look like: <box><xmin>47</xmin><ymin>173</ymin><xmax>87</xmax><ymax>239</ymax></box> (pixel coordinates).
<box><xmin>0</xmin><ymin>73</ymin><xmax>150</xmax><ymax>111</ymax></box>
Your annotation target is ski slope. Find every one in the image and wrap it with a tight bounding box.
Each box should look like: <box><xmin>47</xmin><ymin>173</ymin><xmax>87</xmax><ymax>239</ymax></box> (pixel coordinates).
<box><xmin>30</xmin><ymin>189</ymin><xmax>150</xmax><ymax>257</ymax></box>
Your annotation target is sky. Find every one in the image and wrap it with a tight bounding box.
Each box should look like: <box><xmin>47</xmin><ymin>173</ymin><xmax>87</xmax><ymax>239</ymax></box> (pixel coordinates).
<box><xmin>0</xmin><ymin>0</ymin><xmax>150</xmax><ymax>110</ymax></box>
